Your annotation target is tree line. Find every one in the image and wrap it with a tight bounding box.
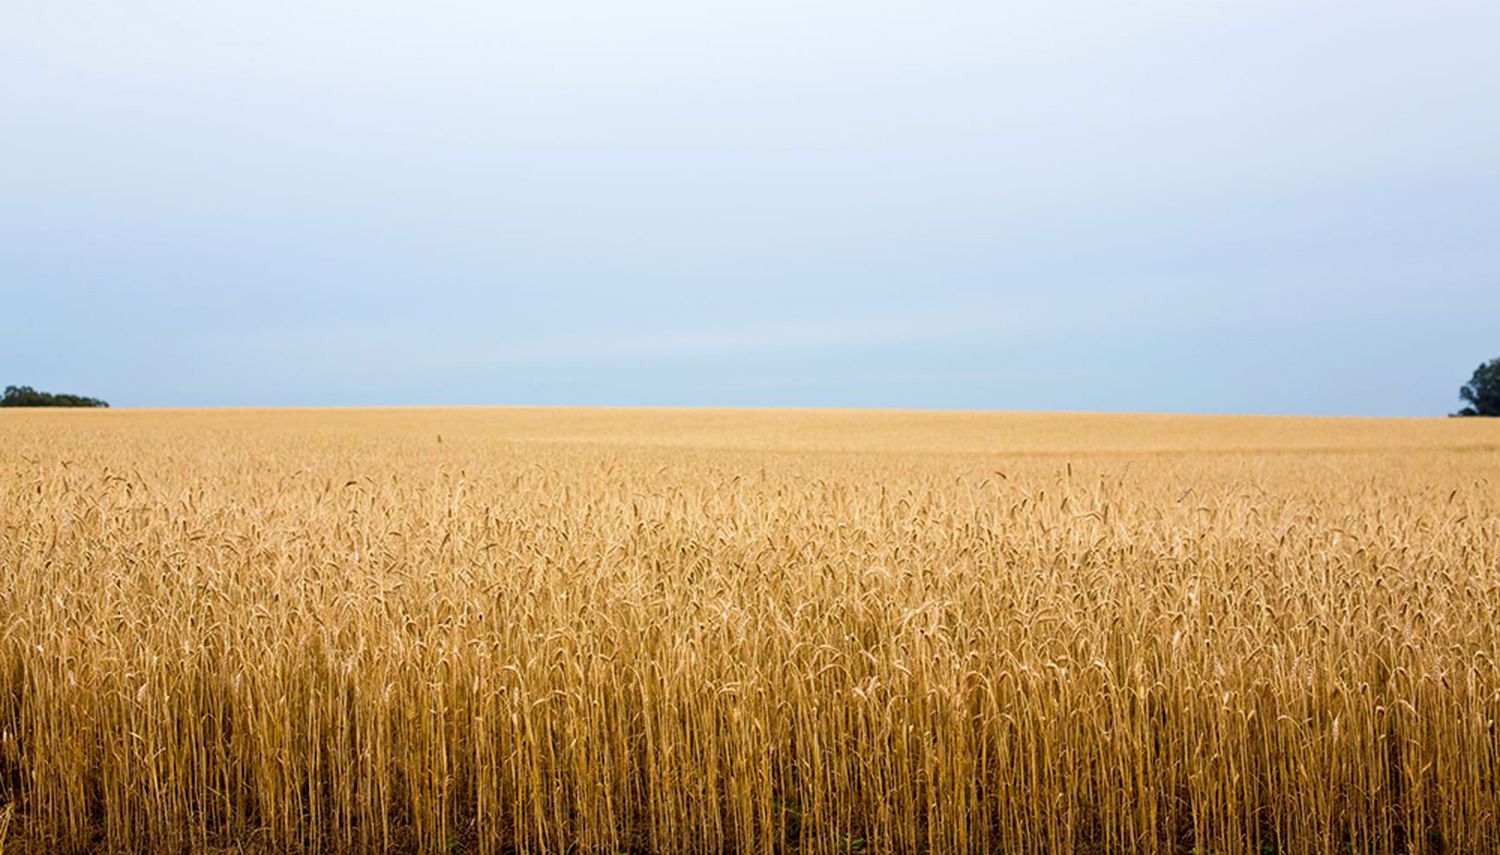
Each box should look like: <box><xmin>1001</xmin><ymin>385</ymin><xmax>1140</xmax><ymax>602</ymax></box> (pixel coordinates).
<box><xmin>2</xmin><ymin>385</ymin><xmax>109</xmax><ymax>408</ymax></box>
<box><xmin>1456</xmin><ymin>358</ymin><xmax>1499</xmax><ymax>417</ymax></box>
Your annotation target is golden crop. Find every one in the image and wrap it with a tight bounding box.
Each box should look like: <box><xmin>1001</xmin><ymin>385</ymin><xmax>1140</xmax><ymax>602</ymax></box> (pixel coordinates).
<box><xmin>1</xmin><ymin>408</ymin><xmax>1497</xmax><ymax>854</ymax></box>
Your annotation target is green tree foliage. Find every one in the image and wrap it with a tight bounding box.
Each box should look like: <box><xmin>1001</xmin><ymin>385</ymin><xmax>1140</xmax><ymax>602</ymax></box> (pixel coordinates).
<box><xmin>1</xmin><ymin>385</ymin><xmax>109</xmax><ymax>408</ymax></box>
<box><xmin>1455</xmin><ymin>358</ymin><xmax>1500</xmax><ymax>416</ymax></box>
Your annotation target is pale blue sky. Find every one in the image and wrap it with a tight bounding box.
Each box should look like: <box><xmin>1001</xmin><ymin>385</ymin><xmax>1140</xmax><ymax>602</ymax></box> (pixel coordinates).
<box><xmin>3</xmin><ymin>0</ymin><xmax>1497</xmax><ymax>413</ymax></box>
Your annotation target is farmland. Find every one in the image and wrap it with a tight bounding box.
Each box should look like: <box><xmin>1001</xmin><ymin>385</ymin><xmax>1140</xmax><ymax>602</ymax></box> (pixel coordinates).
<box><xmin>1</xmin><ymin>408</ymin><xmax>1497</xmax><ymax>853</ymax></box>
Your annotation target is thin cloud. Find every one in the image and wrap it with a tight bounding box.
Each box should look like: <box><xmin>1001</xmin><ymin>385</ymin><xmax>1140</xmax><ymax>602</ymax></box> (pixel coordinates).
<box><xmin>472</xmin><ymin>301</ymin><xmax>1027</xmax><ymax>365</ymax></box>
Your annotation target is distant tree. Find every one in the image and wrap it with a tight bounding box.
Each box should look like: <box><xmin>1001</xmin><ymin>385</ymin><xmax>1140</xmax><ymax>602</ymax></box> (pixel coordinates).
<box><xmin>1</xmin><ymin>385</ymin><xmax>109</xmax><ymax>408</ymax></box>
<box><xmin>1455</xmin><ymin>358</ymin><xmax>1500</xmax><ymax>417</ymax></box>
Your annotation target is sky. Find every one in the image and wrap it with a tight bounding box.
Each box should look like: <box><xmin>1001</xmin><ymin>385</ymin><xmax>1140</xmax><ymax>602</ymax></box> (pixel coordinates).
<box><xmin>3</xmin><ymin>0</ymin><xmax>1498</xmax><ymax>414</ymax></box>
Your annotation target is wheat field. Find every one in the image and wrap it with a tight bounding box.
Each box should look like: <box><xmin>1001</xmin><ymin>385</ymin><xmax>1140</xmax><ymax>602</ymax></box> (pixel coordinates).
<box><xmin>1</xmin><ymin>408</ymin><xmax>1497</xmax><ymax>854</ymax></box>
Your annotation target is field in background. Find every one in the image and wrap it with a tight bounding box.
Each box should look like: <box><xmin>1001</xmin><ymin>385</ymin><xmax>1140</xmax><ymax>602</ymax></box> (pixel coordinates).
<box><xmin>1</xmin><ymin>408</ymin><xmax>1497</xmax><ymax>854</ymax></box>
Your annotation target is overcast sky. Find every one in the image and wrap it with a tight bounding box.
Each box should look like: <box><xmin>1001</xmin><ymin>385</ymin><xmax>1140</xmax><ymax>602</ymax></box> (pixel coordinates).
<box><xmin>3</xmin><ymin>0</ymin><xmax>1497</xmax><ymax>413</ymax></box>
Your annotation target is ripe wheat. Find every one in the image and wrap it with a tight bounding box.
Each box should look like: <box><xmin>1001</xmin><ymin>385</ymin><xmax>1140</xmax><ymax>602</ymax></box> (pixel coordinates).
<box><xmin>0</xmin><ymin>408</ymin><xmax>1496</xmax><ymax>853</ymax></box>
